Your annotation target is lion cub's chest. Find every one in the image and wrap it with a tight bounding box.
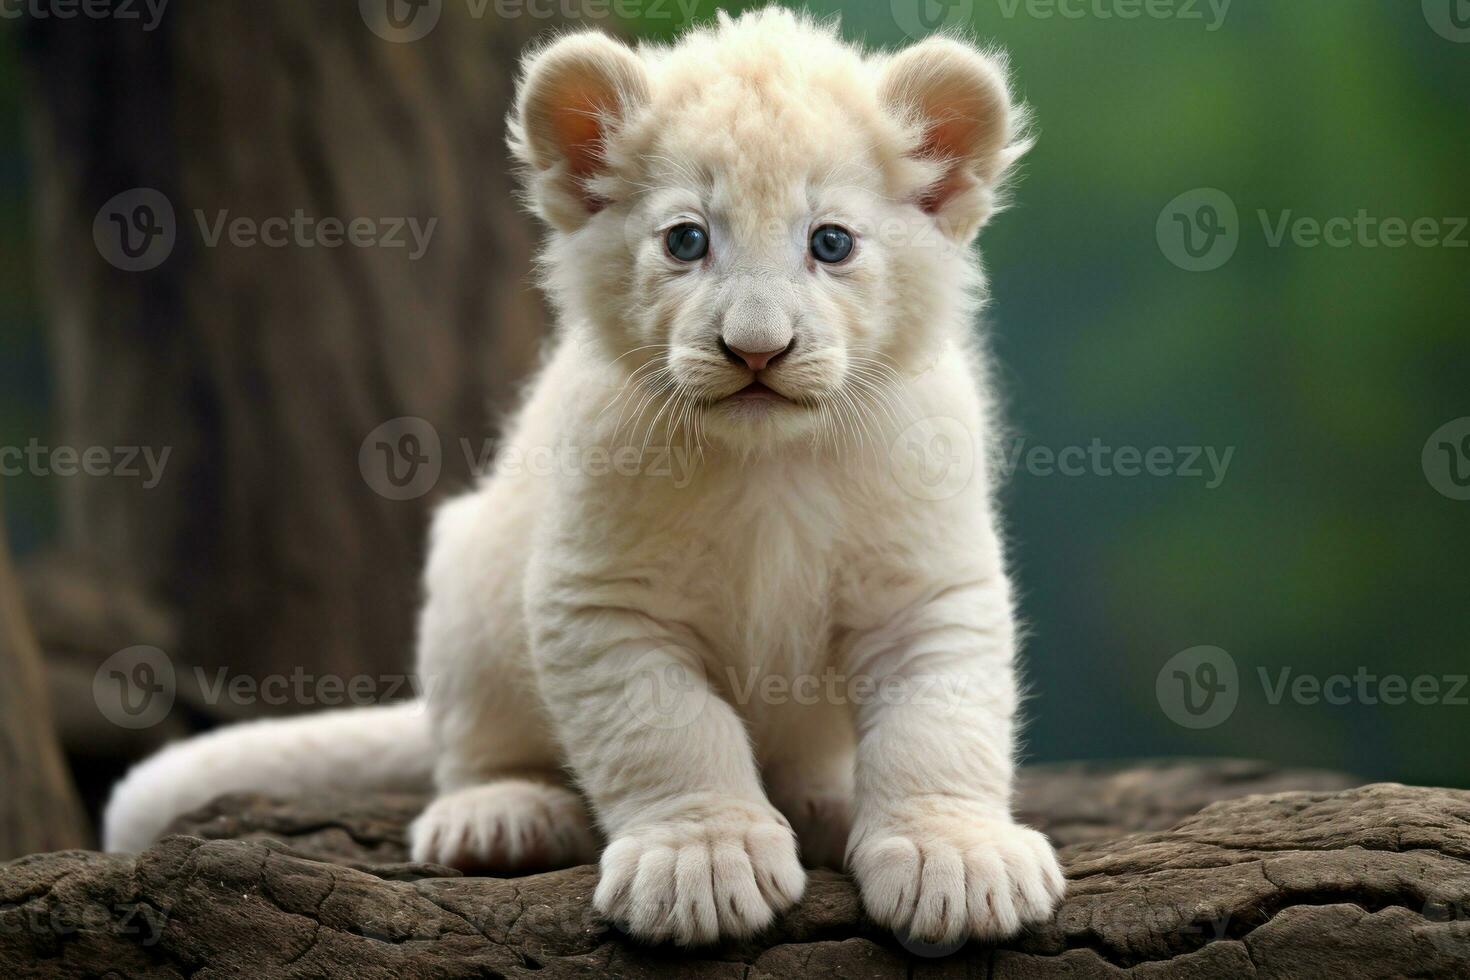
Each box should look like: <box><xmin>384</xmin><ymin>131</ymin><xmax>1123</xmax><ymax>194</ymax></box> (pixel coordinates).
<box><xmin>638</xmin><ymin>463</ymin><xmax>849</xmax><ymax>675</ymax></box>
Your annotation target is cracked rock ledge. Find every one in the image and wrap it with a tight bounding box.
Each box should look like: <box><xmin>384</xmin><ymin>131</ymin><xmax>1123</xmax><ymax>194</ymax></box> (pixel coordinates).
<box><xmin>3</xmin><ymin>760</ymin><xmax>1468</xmax><ymax>978</ymax></box>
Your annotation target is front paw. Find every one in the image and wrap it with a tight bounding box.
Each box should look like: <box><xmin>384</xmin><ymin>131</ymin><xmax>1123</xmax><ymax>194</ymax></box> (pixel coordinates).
<box><xmin>849</xmin><ymin>810</ymin><xmax>1065</xmax><ymax>945</ymax></box>
<box><xmin>593</xmin><ymin>799</ymin><xmax>806</xmax><ymax>945</ymax></box>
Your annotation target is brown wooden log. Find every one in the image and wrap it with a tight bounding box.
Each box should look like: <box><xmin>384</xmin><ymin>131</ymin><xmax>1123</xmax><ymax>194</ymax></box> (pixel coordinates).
<box><xmin>3</xmin><ymin>767</ymin><xmax>1467</xmax><ymax>978</ymax></box>
<box><xmin>0</xmin><ymin>488</ymin><xmax>88</xmax><ymax>858</ymax></box>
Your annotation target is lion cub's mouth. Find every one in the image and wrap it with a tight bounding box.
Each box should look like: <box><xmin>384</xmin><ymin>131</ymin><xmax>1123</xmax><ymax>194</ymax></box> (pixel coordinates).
<box><xmin>723</xmin><ymin>380</ymin><xmax>791</xmax><ymax>404</ymax></box>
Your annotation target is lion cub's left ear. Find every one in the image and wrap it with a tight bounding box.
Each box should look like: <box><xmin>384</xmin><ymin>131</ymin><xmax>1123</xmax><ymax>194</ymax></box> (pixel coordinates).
<box><xmin>879</xmin><ymin>38</ymin><xmax>1030</xmax><ymax>242</ymax></box>
<box><xmin>510</xmin><ymin>32</ymin><xmax>651</xmax><ymax>232</ymax></box>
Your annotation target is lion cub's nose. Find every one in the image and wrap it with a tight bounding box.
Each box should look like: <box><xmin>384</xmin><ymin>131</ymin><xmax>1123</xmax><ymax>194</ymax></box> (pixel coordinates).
<box><xmin>720</xmin><ymin>337</ymin><xmax>793</xmax><ymax>372</ymax></box>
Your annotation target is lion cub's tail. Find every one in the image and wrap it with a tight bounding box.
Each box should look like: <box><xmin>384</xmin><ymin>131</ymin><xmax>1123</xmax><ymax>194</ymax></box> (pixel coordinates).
<box><xmin>102</xmin><ymin>700</ymin><xmax>433</xmax><ymax>853</ymax></box>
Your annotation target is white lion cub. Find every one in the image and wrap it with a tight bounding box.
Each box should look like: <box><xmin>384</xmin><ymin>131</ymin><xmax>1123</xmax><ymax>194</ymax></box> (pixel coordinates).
<box><xmin>103</xmin><ymin>9</ymin><xmax>1064</xmax><ymax>948</ymax></box>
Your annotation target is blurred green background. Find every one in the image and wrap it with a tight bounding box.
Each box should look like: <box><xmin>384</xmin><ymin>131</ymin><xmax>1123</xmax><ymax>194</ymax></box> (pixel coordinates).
<box><xmin>3</xmin><ymin>1</ymin><xmax>1467</xmax><ymax>786</ymax></box>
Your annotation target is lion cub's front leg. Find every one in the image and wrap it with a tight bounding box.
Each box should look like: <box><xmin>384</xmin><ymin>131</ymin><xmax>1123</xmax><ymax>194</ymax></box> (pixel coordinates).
<box><xmin>844</xmin><ymin>580</ymin><xmax>1066</xmax><ymax>944</ymax></box>
<box><xmin>529</xmin><ymin>600</ymin><xmax>805</xmax><ymax>945</ymax></box>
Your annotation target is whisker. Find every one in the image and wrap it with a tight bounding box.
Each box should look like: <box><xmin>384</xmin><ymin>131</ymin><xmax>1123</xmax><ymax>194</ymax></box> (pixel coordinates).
<box><xmin>607</xmin><ymin>343</ymin><xmax>673</xmax><ymax>368</ymax></box>
<box><xmin>612</xmin><ymin>370</ymin><xmax>672</xmax><ymax>446</ymax></box>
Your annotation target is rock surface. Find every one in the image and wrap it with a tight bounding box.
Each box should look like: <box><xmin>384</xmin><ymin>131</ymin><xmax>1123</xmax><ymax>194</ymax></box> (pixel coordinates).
<box><xmin>4</xmin><ymin>761</ymin><xmax>1468</xmax><ymax>978</ymax></box>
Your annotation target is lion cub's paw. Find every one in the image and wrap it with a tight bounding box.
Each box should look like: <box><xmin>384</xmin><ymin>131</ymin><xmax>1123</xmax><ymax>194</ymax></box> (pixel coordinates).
<box><xmin>410</xmin><ymin>780</ymin><xmax>598</xmax><ymax>872</ymax></box>
<box><xmin>850</xmin><ymin>812</ymin><xmax>1064</xmax><ymax>945</ymax></box>
<box><xmin>594</xmin><ymin>800</ymin><xmax>806</xmax><ymax>945</ymax></box>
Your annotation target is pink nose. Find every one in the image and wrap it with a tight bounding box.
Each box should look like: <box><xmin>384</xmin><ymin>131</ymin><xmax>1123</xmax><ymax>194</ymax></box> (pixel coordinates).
<box><xmin>721</xmin><ymin>338</ymin><xmax>792</xmax><ymax>372</ymax></box>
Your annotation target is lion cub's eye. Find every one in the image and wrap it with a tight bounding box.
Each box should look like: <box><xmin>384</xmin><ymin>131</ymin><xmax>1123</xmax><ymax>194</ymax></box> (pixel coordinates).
<box><xmin>810</xmin><ymin>224</ymin><xmax>854</xmax><ymax>264</ymax></box>
<box><xmin>665</xmin><ymin>223</ymin><xmax>709</xmax><ymax>262</ymax></box>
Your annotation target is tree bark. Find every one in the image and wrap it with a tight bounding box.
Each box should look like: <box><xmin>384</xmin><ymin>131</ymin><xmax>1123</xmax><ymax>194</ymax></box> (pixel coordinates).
<box><xmin>0</xmin><ymin>488</ymin><xmax>87</xmax><ymax>858</ymax></box>
<box><xmin>18</xmin><ymin>2</ymin><xmax>553</xmax><ymax>720</ymax></box>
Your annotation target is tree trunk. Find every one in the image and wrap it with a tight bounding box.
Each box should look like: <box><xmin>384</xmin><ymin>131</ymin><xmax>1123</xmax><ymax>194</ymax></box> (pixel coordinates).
<box><xmin>0</xmin><ymin>487</ymin><xmax>87</xmax><ymax>857</ymax></box>
<box><xmin>18</xmin><ymin>4</ymin><xmax>552</xmax><ymax>724</ymax></box>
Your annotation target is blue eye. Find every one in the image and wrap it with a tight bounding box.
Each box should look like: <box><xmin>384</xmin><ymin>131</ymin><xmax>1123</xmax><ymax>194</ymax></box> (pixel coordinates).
<box><xmin>665</xmin><ymin>223</ymin><xmax>709</xmax><ymax>262</ymax></box>
<box><xmin>810</xmin><ymin>224</ymin><xmax>853</xmax><ymax>264</ymax></box>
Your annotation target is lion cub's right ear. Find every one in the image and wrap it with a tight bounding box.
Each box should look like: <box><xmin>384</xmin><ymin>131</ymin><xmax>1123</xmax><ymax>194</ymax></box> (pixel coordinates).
<box><xmin>510</xmin><ymin>32</ymin><xmax>650</xmax><ymax>232</ymax></box>
<box><xmin>879</xmin><ymin>38</ymin><xmax>1029</xmax><ymax>243</ymax></box>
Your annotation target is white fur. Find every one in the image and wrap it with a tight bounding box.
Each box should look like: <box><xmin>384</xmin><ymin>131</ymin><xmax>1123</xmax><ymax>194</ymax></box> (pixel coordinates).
<box><xmin>104</xmin><ymin>10</ymin><xmax>1064</xmax><ymax>946</ymax></box>
<box><xmin>102</xmin><ymin>702</ymin><xmax>431</xmax><ymax>853</ymax></box>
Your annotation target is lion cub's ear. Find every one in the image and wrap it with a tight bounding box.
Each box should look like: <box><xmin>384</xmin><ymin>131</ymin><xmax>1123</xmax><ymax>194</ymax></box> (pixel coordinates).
<box><xmin>510</xmin><ymin>32</ymin><xmax>650</xmax><ymax>231</ymax></box>
<box><xmin>878</xmin><ymin>38</ymin><xmax>1030</xmax><ymax>242</ymax></box>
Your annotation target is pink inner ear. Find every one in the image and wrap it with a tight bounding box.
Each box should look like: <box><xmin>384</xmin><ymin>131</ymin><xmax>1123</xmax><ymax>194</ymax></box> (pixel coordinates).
<box><xmin>550</xmin><ymin>88</ymin><xmax>612</xmax><ymax>211</ymax></box>
<box><xmin>916</xmin><ymin>116</ymin><xmax>978</xmax><ymax>215</ymax></box>
<box><xmin>552</xmin><ymin>95</ymin><xmax>604</xmax><ymax>177</ymax></box>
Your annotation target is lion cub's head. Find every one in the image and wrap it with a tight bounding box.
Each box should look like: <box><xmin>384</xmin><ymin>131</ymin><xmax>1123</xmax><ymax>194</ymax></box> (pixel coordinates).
<box><xmin>511</xmin><ymin>10</ymin><xmax>1027</xmax><ymax>451</ymax></box>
